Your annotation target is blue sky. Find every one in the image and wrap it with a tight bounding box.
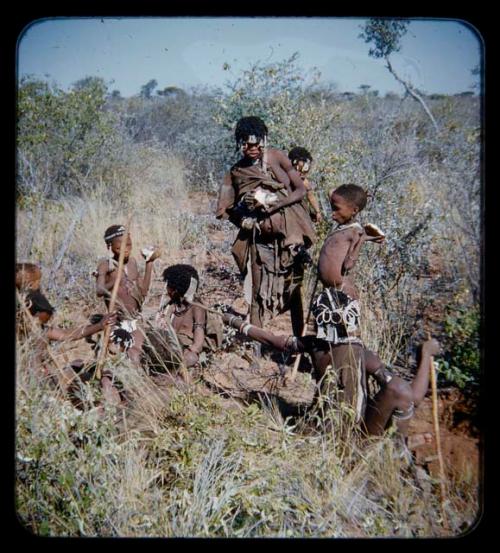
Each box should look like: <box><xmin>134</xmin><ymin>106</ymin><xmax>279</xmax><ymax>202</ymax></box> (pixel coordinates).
<box><xmin>17</xmin><ymin>17</ymin><xmax>482</xmax><ymax>97</ymax></box>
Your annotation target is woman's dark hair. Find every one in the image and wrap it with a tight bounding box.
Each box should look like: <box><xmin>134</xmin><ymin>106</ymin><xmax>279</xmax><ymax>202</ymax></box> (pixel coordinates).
<box><xmin>288</xmin><ymin>146</ymin><xmax>313</xmax><ymax>164</ymax></box>
<box><xmin>162</xmin><ymin>264</ymin><xmax>199</xmax><ymax>297</ymax></box>
<box><xmin>234</xmin><ymin>116</ymin><xmax>268</xmax><ymax>145</ymax></box>
<box><xmin>25</xmin><ymin>290</ymin><xmax>55</xmax><ymax>316</ymax></box>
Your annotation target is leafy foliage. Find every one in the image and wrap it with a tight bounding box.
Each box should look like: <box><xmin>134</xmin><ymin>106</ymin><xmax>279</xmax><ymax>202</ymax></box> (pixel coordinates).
<box><xmin>359</xmin><ymin>19</ymin><xmax>410</xmax><ymax>59</ymax></box>
<box><xmin>436</xmin><ymin>307</ymin><xmax>480</xmax><ymax>389</ymax></box>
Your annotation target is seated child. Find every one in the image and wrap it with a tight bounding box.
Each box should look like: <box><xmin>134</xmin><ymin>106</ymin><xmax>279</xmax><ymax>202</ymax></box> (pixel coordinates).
<box><xmin>71</xmin><ymin>325</ymin><xmax>135</xmax><ymax>408</ymax></box>
<box><xmin>95</xmin><ymin>224</ymin><xmax>160</xmax><ymax>364</ymax></box>
<box><xmin>17</xmin><ymin>288</ymin><xmax>116</xmax><ymax>390</ymax></box>
<box><xmin>288</xmin><ymin>146</ymin><xmax>323</xmax><ymax>223</ymax></box>
<box><xmin>150</xmin><ymin>264</ymin><xmax>220</xmax><ymax>383</ymax></box>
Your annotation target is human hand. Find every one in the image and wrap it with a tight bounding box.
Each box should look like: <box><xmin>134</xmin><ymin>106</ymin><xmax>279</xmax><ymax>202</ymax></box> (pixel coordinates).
<box><xmin>100</xmin><ymin>312</ymin><xmax>118</xmax><ymax>329</ymax></box>
<box><xmin>364</xmin><ymin>223</ymin><xmax>385</xmax><ymax>243</ymax></box>
<box><xmin>312</xmin><ymin>211</ymin><xmax>323</xmax><ymax>223</ymax></box>
<box><xmin>142</xmin><ymin>246</ymin><xmax>161</xmax><ymax>263</ymax></box>
<box><xmin>241</xmin><ymin>216</ymin><xmax>258</xmax><ymax>230</ymax></box>
<box><xmin>422</xmin><ymin>337</ymin><xmax>441</xmax><ymax>357</ymax></box>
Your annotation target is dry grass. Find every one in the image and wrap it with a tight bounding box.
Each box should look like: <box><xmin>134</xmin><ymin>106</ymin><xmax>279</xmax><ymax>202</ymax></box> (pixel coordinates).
<box><xmin>15</xmin><ymin>151</ymin><xmax>480</xmax><ymax>538</ymax></box>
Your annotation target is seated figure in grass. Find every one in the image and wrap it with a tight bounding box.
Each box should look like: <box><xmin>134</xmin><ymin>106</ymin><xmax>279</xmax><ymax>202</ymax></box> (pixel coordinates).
<box><xmin>16</xmin><ymin>287</ymin><xmax>121</xmax><ymax>404</ymax></box>
<box><xmin>94</xmin><ymin>224</ymin><xmax>160</xmax><ymax>364</ymax></box>
<box><xmin>148</xmin><ymin>264</ymin><xmax>222</xmax><ymax>383</ymax></box>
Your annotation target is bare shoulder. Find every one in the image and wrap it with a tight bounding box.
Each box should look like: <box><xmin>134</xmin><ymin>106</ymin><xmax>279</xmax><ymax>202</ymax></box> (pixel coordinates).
<box><xmin>192</xmin><ymin>303</ymin><xmax>207</xmax><ymax>322</ymax></box>
<box><xmin>268</xmin><ymin>148</ymin><xmax>289</xmax><ymax>164</ymax></box>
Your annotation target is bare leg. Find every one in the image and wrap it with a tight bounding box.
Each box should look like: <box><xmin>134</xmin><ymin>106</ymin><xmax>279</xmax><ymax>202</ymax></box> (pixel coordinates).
<box><xmin>411</xmin><ymin>338</ymin><xmax>440</xmax><ymax>407</ymax></box>
<box><xmin>101</xmin><ymin>375</ymin><xmax>122</xmax><ymax>406</ymax></box>
<box><xmin>364</xmin><ymin>376</ymin><xmax>413</xmax><ymax>436</ymax></box>
<box><xmin>250</xmin><ymin>247</ymin><xmax>263</xmax><ymax>328</ymax></box>
<box><xmin>128</xmin><ymin>328</ymin><xmax>145</xmax><ymax>365</ymax></box>
<box><xmin>325</xmin><ymin>343</ymin><xmax>367</xmax><ymax>423</ymax></box>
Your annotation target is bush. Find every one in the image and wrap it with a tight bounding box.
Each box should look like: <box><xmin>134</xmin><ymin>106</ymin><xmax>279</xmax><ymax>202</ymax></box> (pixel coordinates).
<box><xmin>436</xmin><ymin>307</ymin><xmax>480</xmax><ymax>389</ymax></box>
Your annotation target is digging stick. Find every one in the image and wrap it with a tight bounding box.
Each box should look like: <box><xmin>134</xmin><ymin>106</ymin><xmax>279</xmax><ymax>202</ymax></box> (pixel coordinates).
<box><xmin>289</xmin><ymin>270</ymin><xmax>319</xmax><ymax>381</ymax></box>
<box><xmin>95</xmin><ymin>214</ymin><xmax>132</xmax><ymax>380</ymax></box>
<box><xmin>428</xmin><ymin>332</ymin><xmax>449</xmax><ymax>530</ymax></box>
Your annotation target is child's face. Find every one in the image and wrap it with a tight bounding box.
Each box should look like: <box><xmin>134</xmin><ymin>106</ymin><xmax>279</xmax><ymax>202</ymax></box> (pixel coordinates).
<box><xmin>167</xmin><ymin>285</ymin><xmax>181</xmax><ymax>302</ymax></box>
<box><xmin>110</xmin><ymin>235</ymin><xmax>132</xmax><ymax>261</ymax></box>
<box><xmin>330</xmin><ymin>193</ymin><xmax>358</xmax><ymax>224</ymax></box>
<box><xmin>295</xmin><ymin>160</ymin><xmax>311</xmax><ymax>175</ymax></box>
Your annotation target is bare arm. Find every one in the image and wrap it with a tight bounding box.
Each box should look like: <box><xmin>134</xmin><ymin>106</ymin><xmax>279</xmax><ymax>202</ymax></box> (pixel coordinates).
<box><xmin>46</xmin><ymin>313</ymin><xmax>116</xmax><ymax>342</ymax></box>
<box><xmin>267</xmin><ymin>151</ymin><xmax>306</xmax><ymax>214</ymax></box>
<box><xmin>303</xmin><ymin>178</ymin><xmax>323</xmax><ymax>221</ymax></box>
<box><xmin>138</xmin><ymin>257</ymin><xmax>155</xmax><ymax>298</ymax></box>
<box><xmin>188</xmin><ymin>306</ymin><xmax>206</xmax><ymax>354</ymax></box>
<box><xmin>215</xmin><ymin>172</ymin><xmax>235</xmax><ymax>220</ymax></box>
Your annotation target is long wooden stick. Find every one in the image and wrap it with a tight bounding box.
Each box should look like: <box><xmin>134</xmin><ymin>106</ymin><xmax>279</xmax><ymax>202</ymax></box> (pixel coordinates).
<box><xmin>428</xmin><ymin>334</ymin><xmax>449</xmax><ymax>530</ymax></box>
<box><xmin>289</xmin><ymin>271</ymin><xmax>319</xmax><ymax>381</ymax></box>
<box><xmin>95</xmin><ymin>214</ymin><xmax>132</xmax><ymax>379</ymax></box>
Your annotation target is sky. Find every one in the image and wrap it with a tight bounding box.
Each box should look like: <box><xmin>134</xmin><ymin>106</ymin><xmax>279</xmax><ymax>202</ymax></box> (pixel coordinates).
<box><xmin>17</xmin><ymin>17</ymin><xmax>483</xmax><ymax>97</ymax></box>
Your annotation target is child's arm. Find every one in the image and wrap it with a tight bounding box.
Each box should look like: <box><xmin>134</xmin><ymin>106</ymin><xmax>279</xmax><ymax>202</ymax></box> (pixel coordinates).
<box><xmin>266</xmin><ymin>151</ymin><xmax>306</xmax><ymax>214</ymax></box>
<box><xmin>136</xmin><ymin>254</ymin><xmax>159</xmax><ymax>298</ymax></box>
<box><xmin>188</xmin><ymin>306</ymin><xmax>206</xmax><ymax>355</ymax></box>
<box><xmin>46</xmin><ymin>312</ymin><xmax>116</xmax><ymax>342</ymax></box>
<box><xmin>303</xmin><ymin>178</ymin><xmax>323</xmax><ymax>222</ymax></box>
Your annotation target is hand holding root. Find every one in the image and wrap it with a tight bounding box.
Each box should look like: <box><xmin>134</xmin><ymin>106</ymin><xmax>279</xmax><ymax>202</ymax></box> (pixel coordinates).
<box><xmin>363</xmin><ymin>223</ymin><xmax>386</xmax><ymax>243</ymax></box>
<box><xmin>141</xmin><ymin>246</ymin><xmax>162</xmax><ymax>263</ymax></box>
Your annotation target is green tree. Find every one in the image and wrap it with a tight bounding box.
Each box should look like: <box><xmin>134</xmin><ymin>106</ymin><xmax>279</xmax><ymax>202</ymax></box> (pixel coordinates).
<box><xmin>17</xmin><ymin>76</ymin><xmax>120</xmax><ymax>197</ymax></box>
<box><xmin>359</xmin><ymin>18</ymin><xmax>439</xmax><ymax>131</ymax></box>
<box><xmin>140</xmin><ymin>79</ymin><xmax>158</xmax><ymax>99</ymax></box>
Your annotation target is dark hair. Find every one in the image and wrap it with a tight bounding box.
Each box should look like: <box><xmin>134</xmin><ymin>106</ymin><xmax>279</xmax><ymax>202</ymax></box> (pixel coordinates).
<box><xmin>104</xmin><ymin>225</ymin><xmax>126</xmax><ymax>245</ymax></box>
<box><xmin>234</xmin><ymin>116</ymin><xmax>268</xmax><ymax>146</ymax></box>
<box><xmin>331</xmin><ymin>184</ymin><xmax>368</xmax><ymax>212</ymax></box>
<box><xmin>288</xmin><ymin>147</ymin><xmax>313</xmax><ymax>164</ymax></box>
<box><xmin>25</xmin><ymin>290</ymin><xmax>55</xmax><ymax>317</ymax></box>
<box><xmin>162</xmin><ymin>264</ymin><xmax>199</xmax><ymax>297</ymax></box>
